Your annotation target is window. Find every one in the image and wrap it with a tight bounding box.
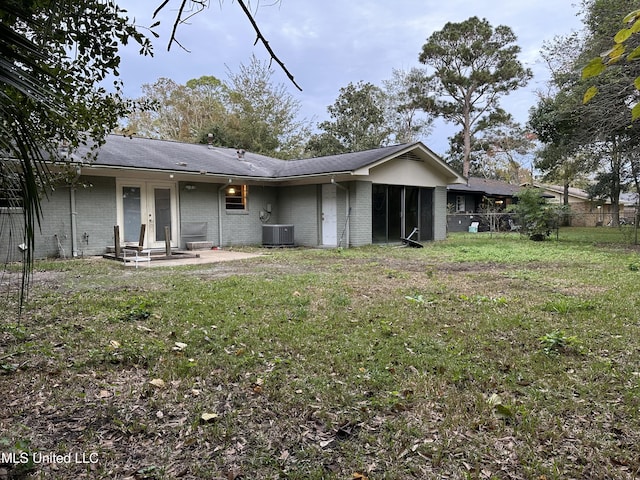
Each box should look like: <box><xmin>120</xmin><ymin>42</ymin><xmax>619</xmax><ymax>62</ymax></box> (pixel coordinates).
<box><xmin>0</xmin><ymin>176</ymin><xmax>24</xmax><ymax>210</ymax></box>
<box><xmin>455</xmin><ymin>195</ymin><xmax>466</xmax><ymax>213</ymax></box>
<box><xmin>225</xmin><ymin>185</ymin><xmax>247</xmax><ymax>210</ymax></box>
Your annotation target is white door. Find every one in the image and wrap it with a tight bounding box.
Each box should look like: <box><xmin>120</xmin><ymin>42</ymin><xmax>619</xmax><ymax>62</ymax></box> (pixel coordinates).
<box><xmin>322</xmin><ymin>184</ymin><xmax>338</xmax><ymax>246</ymax></box>
<box><xmin>117</xmin><ymin>181</ymin><xmax>178</xmax><ymax>249</ymax></box>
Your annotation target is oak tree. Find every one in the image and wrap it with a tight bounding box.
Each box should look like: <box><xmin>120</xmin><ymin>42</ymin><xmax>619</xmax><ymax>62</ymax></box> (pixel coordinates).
<box><xmin>306</xmin><ymin>81</ymin><xmax>392</xmax><ymax>156</ymax></box>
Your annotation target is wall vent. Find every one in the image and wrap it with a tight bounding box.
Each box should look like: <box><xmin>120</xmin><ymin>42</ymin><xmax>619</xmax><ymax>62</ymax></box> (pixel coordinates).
<box><xmin>262</xmin><ymin>224</ymin><xmax>294</xmax><ymax>247</ymax></box>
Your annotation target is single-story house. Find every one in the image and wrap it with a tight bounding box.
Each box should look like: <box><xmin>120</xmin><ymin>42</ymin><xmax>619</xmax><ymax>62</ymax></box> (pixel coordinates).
<box><xmin>534</xmin><ymin>183</ymin><xmax>638</xmax><ymax>226</ymax></box>
<box><xmin>447</xmin><ymin>177</ymin><xmax>523</xmax><ymax>232</ymax></box>
<box><xmin>1</xmin><ymin>135</ymin><xmax>465</xmax><ymax>261</ymax></box>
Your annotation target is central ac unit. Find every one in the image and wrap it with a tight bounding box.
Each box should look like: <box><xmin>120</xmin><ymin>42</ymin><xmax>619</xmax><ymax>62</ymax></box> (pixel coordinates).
<box><xmin>262</xmin><ymin>224</ymin><xmax>294</xmax><ymax>247</ymax></box>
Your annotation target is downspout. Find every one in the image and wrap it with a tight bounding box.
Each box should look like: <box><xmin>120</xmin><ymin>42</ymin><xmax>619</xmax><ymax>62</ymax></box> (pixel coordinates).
<box><xmin>218</xmin><ymin>179</ymin><xmax>232</xmax><ymax>247</ymax></box>
<box><xmin>70</xmin><ymin>165</ymin><xmax>81</xmax><ymax>257</ymax></box>
<box><xmin>331</xmin><ymin>179</ymin><xmax>350</xmax><ymax>248</ymax></box>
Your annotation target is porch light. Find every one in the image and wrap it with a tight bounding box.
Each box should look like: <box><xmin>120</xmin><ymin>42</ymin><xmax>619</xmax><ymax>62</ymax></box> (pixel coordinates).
<box><xmin>228</xmin><ymin>187</ymin><xmax>236</xmax><ymax>195</ymax></box>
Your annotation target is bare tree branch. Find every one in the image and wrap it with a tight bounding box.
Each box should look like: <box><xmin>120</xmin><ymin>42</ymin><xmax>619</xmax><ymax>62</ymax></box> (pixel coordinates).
<box><xmin>154</xmin><ymin>0</ymin><xmax>302</xmax><ymax>91</ymax></box>
<box><xmin>235</xmin><ymin>0</ymin><xmax>302</xmax><ymax>91</ymax></box>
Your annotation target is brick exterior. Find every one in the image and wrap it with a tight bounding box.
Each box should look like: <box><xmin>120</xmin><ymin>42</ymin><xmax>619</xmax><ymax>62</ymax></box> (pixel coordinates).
<box><xmin>0</xmin><ymin>210</ymin><xmax>26</xmax><ymax>262</ymax></box>
<box><xmin>349</xmin><ymin>181</ymin><xmax>373</xmax><ymax>247</ymax></box>
<box><xmin>220</xmin><ymin>184</ymin><xmax>279</xmax><ymax>246</ymax></box>
<box><xmin>275</xmin><ymin>185</ymin><xmax>319</xmax><ymax>247</ymax></box>
<box><xmin>3</xmin><ymin>175</ymin><xmax>452</xmax><ymax>261</ymax></box>
<box><xmin>178</xmin><ymin>182</ymin><xmax>220</xmax><ymax>247</ymax></box>
<box><xmin>74</xmin><ymin>176</ymin><xmax>117</xmax><ymax>255</ymax></box>
<box><xmin>433</xmin><ymin>186</ymin><xmax>448</xmax><ymax>241</ymax></box>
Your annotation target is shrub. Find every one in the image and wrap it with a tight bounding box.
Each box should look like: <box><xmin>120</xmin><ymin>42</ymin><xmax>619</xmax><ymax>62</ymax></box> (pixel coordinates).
<box><xmin>508</xmin><ymin>188</ymin><xmax>563</xmax><ymax>241</ymax></box>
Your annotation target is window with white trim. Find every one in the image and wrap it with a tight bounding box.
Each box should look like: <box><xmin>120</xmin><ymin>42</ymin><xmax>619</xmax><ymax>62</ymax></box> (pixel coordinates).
<box><xmin>225</xmin><ymin>185</ymin><xmax>247</xmax><ymax>210</ymax></box>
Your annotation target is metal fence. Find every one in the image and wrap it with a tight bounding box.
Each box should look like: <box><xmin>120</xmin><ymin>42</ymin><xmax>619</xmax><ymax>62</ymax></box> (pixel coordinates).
<box><xmin>447</xmin><ymin>211</ymin><xmax>640</xmax><ymax>244</ymax></box>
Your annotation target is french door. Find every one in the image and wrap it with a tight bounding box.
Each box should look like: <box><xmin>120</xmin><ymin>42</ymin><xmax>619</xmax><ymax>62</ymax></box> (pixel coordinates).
<box><xmin>116</xmin><ymin>181</ymin><xmax>178</xmax><ymax>249</ymax></box>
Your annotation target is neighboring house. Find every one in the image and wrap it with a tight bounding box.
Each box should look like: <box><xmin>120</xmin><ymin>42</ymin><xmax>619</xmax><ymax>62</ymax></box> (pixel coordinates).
<box><xmin>534</xmin><ymin>183</ymin><xmax>638</xmax><ymax>226</ymax></box>
<box><xmin>447</xmin><ymin>177</ymin><xmax>523</xmax><ymax>232</ymax></box>
<box><xmin>1</xmin><ymin>135</ymin><xmax>465</xmax><ymax>261</ymax></box>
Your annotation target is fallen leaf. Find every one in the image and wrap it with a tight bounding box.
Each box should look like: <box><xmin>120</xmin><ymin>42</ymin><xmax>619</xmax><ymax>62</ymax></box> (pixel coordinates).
<box><xmin>173</xmin><ymin>342</ymin><xmax>188</xmax><ymax>351</ymax></box>
<box><xmin>149</xmin><ymin>378</ymin><xmax>166</xmax><ymax>388</ymax></box>
<box><xmin>97</xmin><ymin>390</ymin><xmax>111</xmax><ymax>399</ymax></box>
<box><xmin>109</xmin><ymin>340</ymin><xmax>120</xmax><ymax>349</ymax></box>
<box><xmin>353</xmin><ymin>473</ymin><xmax>369</xmax><ymax>480</ymax></box>
<box><xmin>200</xmin><ymin>412</ymin><xmax>219</xmax><ymax>423</ymax></box>
<box><xmin>279</xmin><ymin>450</ymin><xmax>290</xmax><ymax>461</ymax></box>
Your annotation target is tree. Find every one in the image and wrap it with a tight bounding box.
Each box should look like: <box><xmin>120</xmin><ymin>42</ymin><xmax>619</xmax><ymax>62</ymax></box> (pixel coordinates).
<box><xmin>126</xmin><ymin>76</ymin><xmax>229</xmax><ymax>142</ymax></box>
<box><xmin>224</xmin><ymin>56</ymin><xmax>311</xmax><ymax>159</ymax></box>
<box><xmin>582</xmin><ymin>4</ymin><xmax>640</xmax><ymax>119</ymax></box>
<box><xmin>508</xmin><ymin>188</ymin><xmax>562</xmax><ymax>241</ymax></box>
<box><xmin>530</xmin><ymin>1</ymin><xmax>640</xmax><ymax>226</ymax></box>
<box><xmin>306</xmin><ymin>81</ymin><xmax>392</xmax><ymax>156</ymax></box>
<box><xmin>382</xmin><ymin>68</ymin><xmax>434</xmax><ymax>144</ymax></box>
<box><xmin>527</xmin><ymin>32</ymin><xmax>592</xmax><ymax>209</ymax></box>
<box><xmin>417</xmin><ymin>16</ymin><xmax>533</xmax><ymax>179</ymax></box>
<box><xmin>2</xmin><ymin>0</ymin><xmax>298</xmax><ymax>307</ymax></box>
<box><xmin>528</xmin><ymin>92</ymin><xmax>588</xmax><ymax>208</ymax></box>
<box><xmin>1</xmin><ymin>1</ymin><xmax>152</xmax><ymax>307</ymax></box>
<box><xmin>577</xmin><ymin>0</ymin><xmax>640</xmax><ymax>225</ymax></box>
<box><xmin>474</xmin><ymin>121</ymin><xmax>537</xmax><ymax>183</ymax></box>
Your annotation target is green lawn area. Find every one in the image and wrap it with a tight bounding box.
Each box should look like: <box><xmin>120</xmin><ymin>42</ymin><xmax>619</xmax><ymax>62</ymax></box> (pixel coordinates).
<box><xmin>1</xmin><ymin>229</ymin><xmax>639</xmax><ymax>479</ymax></box>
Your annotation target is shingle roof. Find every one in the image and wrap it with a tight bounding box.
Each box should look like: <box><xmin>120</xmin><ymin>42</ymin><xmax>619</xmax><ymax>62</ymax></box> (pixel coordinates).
<box><xmin>78</xmin><ymin>135</ymin><xmax>283</xmax><ymax>178</ymax></box>
<box><xmin>272</xmin><ymin>143</ymin><xmax>418</xmax><ymax>177</ymax></box>
<box><xmin>76</xmin><ymin>135</ymin><xmax>460</xmax><ymax>181</ymax></box>
<box><xmin>448</xmin><ymin>177</ymin><xmax>523</xmax><ymax>196</ymax></box>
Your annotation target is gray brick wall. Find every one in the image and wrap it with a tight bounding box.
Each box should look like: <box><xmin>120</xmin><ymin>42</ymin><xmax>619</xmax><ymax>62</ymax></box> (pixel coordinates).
<box><xmin>221</xmin><ymin>184</ymin><xmax>278</xmax><ymax>246</ymax></box>
<box><xmin>27</xmin><ymin>176</ymin><xmax>118</xmax><ymax>258</ymax></box>
<box><xmin>179</xmin><ymin>182</ymin><xmax>220</xmax><ymax>248</ymax></box>
<box><xmin>349</xmin><ymin>181</ymin><xmax>373</xmax><ymax>247</ymax></box>
<box><xmin>0</xmin><ymin>209</ymin><xmax>26</xmax><ymax>262</ymax></box>
<box><xmin>33</xmin><ymin>185</ymin><xmax>73</xmax><ymax>258</ymax></box>
<box><xmin>433</xmin><ymin>185</ymin><xmax>448</xmax><ymax>241</ymax></box>
<box><xmin>2</xmin><ymin>174</ymin><xmax>449</xmax><ymax>261</ymax></box>
<box><xmin>75</xmin><ymin>176</ymin><xmax>117</xmax><ymax>256</ymax></box>
<box><xmin>276</xmin><ymin>185</ymin><xmax>319</xmax><ymax>246</ymax></box>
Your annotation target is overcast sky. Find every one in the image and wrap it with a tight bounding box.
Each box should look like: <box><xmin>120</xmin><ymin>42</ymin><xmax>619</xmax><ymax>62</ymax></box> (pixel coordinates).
<box><xmin>116</xmin><ymin>1</ymin><xmax>584</xmax><ymax>155</ymax></box>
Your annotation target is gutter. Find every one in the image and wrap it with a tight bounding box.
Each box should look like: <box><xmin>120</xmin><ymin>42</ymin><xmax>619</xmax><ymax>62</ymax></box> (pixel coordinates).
<box><xmin>218</xmin><ymin>179</ymin><xmax>232</xmax><ymax>247</ymax></box>
<box><xmin>331</xmin><ymin>179</ymin><xmax>350</xmax><ymax>248</ymax></box>
<box><xmin>70</xmin><ymin>164</ymin><xmax>81</xmax><ymax>257</ymax></box>
<box><xmin>80</xmin><ymin>164</ymin><xmax>356</xmax><ymax>183</ymax></box>
<box><xmin>70</xmin><ymin>187</ymin><xmax>78</xmax><ymax>257</ymax></box>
